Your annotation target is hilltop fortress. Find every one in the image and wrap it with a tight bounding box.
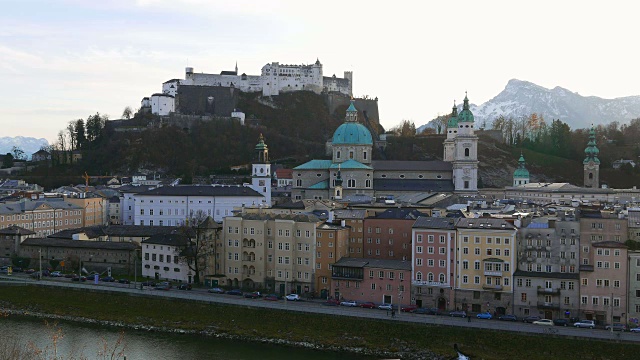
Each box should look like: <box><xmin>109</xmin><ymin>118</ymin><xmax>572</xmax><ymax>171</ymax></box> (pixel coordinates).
<box><xmin>143</xmin><ymin>59</ymin><xmax>353</xmax><ymax>116</ymax></box>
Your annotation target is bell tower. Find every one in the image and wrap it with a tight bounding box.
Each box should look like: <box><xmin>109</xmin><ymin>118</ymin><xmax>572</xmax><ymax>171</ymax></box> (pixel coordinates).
<box><xmin>251</xmin><ymin>134</ymin><xmax>271</xmax><ymax>205</ymax></box>
<box><xmin>583</xmin><ymin>125</ymin><xmax>600</xmax><ymax>188</ymax></box>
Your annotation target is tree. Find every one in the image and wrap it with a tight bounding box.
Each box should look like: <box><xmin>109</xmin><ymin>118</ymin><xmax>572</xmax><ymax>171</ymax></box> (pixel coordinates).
<box><xmin>11</xmin><ymin>146</ymin><xmax>25</xmax><ymax>160</ymax></box>
<box><xmin>2</xmin><ymin>153</ymin><xmax>14</xmax><ymax>168</ymax></box>
<box><xmin>177</xmin><ymin>211</ymin><xmax>220</xmax><ymax>285</ymax></box>
<box><xmin>390</xmin><ymin>120</ymin><xmax>416</xmax><ymax>137</ymax></box>
<box><xmin>75</xmin><ymin>119</ymin><xmax>86</xmax><ymax>149</ymax></box>
<box><xmin>122</xmin><ymin>106</ymin><xmax>133</xmax><ymax>120</ymax></box>
<box><xmin>86</xmin><ymin>113</ymin><xmax>107</xmax><ymax>142</ymax></box>
<box><xmin>66</xmin><ymin>121</ymin><xmax>77</xmax><ymax>151</ymax></box>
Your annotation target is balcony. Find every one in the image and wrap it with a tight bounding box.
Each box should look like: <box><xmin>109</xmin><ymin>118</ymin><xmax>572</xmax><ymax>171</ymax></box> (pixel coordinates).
<box><xmin>412</xmin><ymin>280</ymin><xmax>449</xmax><ymax>287</ymax></box>
<box><xmin>331</xmin><ymin>273</ymin><xmax>363</xmax><ymax>281</ymax></box>
<box><xmin>484</xmin><ymin>270</ymin><xmax>503</xmax><ymax>276</ymax></box>
<box><xmin>537</xmin><ymin>287</ymin><xmax>560</xmax><ymax>295</ymax></box>
<box><xmin>482</xmin><ymin>284</ymin><xmax>503</xmax><ymax>291</ymax></box>
<box><xmin>537</xmin><ymin>301</ymin><xmax>560</xmax><ymax>309</ymax></box>
<box><xmin>579</xmin><ymin>265</ymin><xmax>594</xmax><ymax>272</ymax></box>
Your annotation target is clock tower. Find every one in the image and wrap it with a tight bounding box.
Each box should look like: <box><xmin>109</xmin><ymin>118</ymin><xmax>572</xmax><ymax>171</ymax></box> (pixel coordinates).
<box><xmin>251</xmin><ymin>134</ymin><xmax>272</xmax><ymax>206</ymax></box>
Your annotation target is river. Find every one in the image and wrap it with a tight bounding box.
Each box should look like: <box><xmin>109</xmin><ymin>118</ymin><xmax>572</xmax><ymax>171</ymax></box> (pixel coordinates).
<box><xmin>0</xmin><ymin>316</ymin><xmax>372</xmax><ymax>360</ymax></box>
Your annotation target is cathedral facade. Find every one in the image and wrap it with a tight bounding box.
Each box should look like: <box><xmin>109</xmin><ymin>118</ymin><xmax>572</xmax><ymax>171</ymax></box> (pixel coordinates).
<box><xmin>291</xmin><ymin>96</ymin><xmax>478</xmax><ymax>201</ymax></box>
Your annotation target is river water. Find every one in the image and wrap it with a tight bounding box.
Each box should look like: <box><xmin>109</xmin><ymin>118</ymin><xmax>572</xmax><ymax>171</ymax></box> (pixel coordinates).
<box><xmin>0</xmin><ymin>316</ymin><xmax>372</xmax><ymax>360</ymax></box>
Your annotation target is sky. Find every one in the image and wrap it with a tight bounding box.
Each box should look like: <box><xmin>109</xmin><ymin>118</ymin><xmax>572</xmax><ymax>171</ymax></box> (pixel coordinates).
<box><xmin>1</xmin><ymin>0</ymin><xmax>639</xmax><ymax>143</ymax></box>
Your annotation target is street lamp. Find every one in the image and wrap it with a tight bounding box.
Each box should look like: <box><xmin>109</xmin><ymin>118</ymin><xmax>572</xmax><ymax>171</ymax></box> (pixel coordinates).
<box><xmin>38</xmin><ymin>248</ymin><xmax>42</xmax><ymax>280</ymax></box>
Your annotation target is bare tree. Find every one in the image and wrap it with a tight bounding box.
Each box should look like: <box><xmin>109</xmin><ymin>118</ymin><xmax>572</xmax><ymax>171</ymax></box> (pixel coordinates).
<box><xmin>122</xmin><ymin>106</ymin><xmax>133</xmax><ymax>120</ymax></box>
<box><xmin>177</xmin><ymin>210</ymin><xmax>220</xmax><ymax>285</ymax></box>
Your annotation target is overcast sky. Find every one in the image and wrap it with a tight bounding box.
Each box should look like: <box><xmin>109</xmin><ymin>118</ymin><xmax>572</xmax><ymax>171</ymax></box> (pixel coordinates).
<box><xmin>1</xmin><ymin>0</ymin><xmax>638</xmax><ymax>143</ymax></box>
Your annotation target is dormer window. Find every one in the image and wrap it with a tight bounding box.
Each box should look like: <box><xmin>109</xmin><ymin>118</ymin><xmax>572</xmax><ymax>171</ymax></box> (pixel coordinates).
<box><xmin>336</xmin><ymin>151</ymin><xmax>341</xmax><ymax>159</ymax></box>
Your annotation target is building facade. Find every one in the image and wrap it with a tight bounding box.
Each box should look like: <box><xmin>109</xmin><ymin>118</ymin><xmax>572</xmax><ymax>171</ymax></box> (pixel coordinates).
<box><xmin>331</xmin><ymin>258</ymin><xmax>411</xmax><ymax>305</ymax></box>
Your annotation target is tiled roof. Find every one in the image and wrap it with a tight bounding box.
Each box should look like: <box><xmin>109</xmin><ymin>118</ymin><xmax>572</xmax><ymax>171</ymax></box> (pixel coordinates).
<box><xmin>21</xmin><ymin>238</ymin><xmax>139</xmax><ymax>250</ymax></box>
<box><xmin>142</xmin><ymin>233</ymin><xmax>192</xmax><ymax>246</ymax></box>
<box><xmin>456</xmin><ymin>218</ymin><xmax>517</xmax><ymax>230</ymax></box>
<box><xmin>329</xmin><ymin>160</ymin><xmax>372</xmax><ymax>170</ymax></box>
<box><xmin>412</xmin><ymin>216</ymin><xmax>457</xmax><ymax>229</ymax></box>
<box><xmin>334</xmin><ymin>209</ymin><xmax>367</xmax><ymax>219</ymax></box>
<box><xmin>0</xmin><ymin>225</ymin><xmax>35</xmax><ymax>235</ymax></box>
<box><xmin>308</xmin><ymin>180</ymin><xmax>329</xmax><ymax>190</ymax></box>
<box><xmin>293</xmin><ymin>160</ymin><xmax>333</xmax><ymax>170</ymax></box>
<box><xmin>370</xmin><ymin>208</ymin><xmax>426</xmax><ymax>220</ymax></box>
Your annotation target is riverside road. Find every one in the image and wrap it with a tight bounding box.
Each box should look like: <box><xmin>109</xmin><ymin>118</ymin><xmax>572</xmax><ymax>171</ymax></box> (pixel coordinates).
<box><xmin>1</xmin><ymin>274</ymin><xmax>637</xmax><ymax>343</ymax></box>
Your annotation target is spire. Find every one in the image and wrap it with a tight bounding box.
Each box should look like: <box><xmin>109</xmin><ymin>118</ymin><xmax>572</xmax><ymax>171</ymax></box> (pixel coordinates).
<box><xmin>452</xmin><ymin>100</ymin><xmax>458</xmax><ymax>117</ymax></box>
<box><xmin>583</xmin><ymin>124</ymin><xmax>600</xmax><ymax>164</ymax></box>
<box><xmin>235</xmin><ymin>61</ymin><xmax>238</xmax><ymax>74</ymax></box>
<box><xmin>255</xmin><ymin>133</ymin><xmax>269</xmax><ymax>163</ymax></box>
<box><xmin>463</xmin><ymin>91</ymin><xmax>470</xmax><ymax>110</ymax></box>
<box><xmin>345</xmin><ymin>99</ymin><xmax>358</xmax><ymax>122</ymax></box>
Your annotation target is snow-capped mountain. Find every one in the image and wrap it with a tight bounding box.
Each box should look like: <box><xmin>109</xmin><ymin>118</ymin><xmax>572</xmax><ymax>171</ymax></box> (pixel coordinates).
<box><xmin>418</xmin><ymin>79</ymin><xmax>640</xmax><ymax>132</ymax></box>
<box><xmin>0</xmin><ymin>137</ymin><xmax>49</xmax><ymax>159</ymax></box>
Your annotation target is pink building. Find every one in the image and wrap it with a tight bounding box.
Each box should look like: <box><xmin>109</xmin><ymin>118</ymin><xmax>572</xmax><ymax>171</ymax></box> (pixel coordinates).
<box><xmin>331</xmin><ymin>258</ymin><xmax>411</xmax><ymax>306</ymax></box>
<box><xmin>579</xmin><ymin>241</ymin><xmax>628</xmax><ymax>324</ymax></box>
<box><xmin>411</xmin><ymin>217</ymin><xmax>457</xmax><ymax>310</ymax></box>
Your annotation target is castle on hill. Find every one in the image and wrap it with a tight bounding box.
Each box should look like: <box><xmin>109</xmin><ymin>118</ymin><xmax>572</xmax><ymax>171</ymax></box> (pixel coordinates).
<box><xmin>142</xmin><ymin>59</ymin><xmax>352</xmax><ymax>116</ymax></box>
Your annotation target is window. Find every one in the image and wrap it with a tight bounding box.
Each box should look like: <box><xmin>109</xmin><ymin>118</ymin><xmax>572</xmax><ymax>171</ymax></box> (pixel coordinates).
<box><xmin>417</xmin><ymin>234</ymin><xmax>423</xmax><ymax>243</ymax></box>
<box><xmin>416</xmin><ymin>258</ymin><xmax>422</xmax><ymax>266</ymax></box>
<box><xmin>416</xmin><ymin>246</ymin><xmax>423</xmax><ymax>254</ymax></box>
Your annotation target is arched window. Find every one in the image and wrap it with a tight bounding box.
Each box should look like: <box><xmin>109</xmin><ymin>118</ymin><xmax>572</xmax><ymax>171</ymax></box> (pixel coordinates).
<box><xmin>439</xmin><ymin>273</ymin><xmax>446</xmax><ymax>283</ymax></box>
<box><xmin>365</xmin><ymin>179</ymin><xmax>371</xmax><ymax>188</ymax></box>
<box><xmin>363</xmin><ymin>151</ymin><xmax>367</xmax><ymax>160</ymax></box>
<box><xmin>428</xmin><ymin>272</ymin><xmax>434</xmax><ymax>282</ymax></box>
<box><xmin>349</xmin><ymin>151</ymin><xmax>354</xmax><ymax>159</ymax></box>
<box><xmin>336</xmin><ymin>189</ymin><xmax>341</xmax><ymax>197</ymax></box>
<box><xmin>416</xmin><ymin>271</ymin><xmax>422</xmax><ymax>281</ymax></box>
<box><xmin>336</xmin><ymin>150</ymin><xmax>341</xmax><ymax>159</ymax></box>
<box><xmin>589</xmin><ymin>173</ymin><xmax>593</xmax><ymax>179</ymax></box>
<box><xmin>464</xmin><ymin>148</ymin><xmax>470</xmax><ymax>157</ymax></box>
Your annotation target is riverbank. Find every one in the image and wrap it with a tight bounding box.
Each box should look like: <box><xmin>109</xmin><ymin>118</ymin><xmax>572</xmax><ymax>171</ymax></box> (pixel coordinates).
<box><xmin>0</xmin><ymin>285</ymin><xmax>638</xmax><ymax>359</ymax></box>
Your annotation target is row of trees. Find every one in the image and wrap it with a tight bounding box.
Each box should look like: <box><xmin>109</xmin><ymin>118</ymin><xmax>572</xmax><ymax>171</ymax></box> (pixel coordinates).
<box><xmin>59</xmin><ymin>113</ymin><xmax>108</xmax><ymax>153</ymax></box>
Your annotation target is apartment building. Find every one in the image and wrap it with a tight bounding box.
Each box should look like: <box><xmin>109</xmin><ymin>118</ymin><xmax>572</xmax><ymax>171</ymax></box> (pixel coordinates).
<box><xmin>455</xmin><ymin>218</ymin><xmax>517</xmax><ymax>315</ymax></box>
<box><xmin>363</xmin><ymin>208</ymin><xmax>425</xmax><ymax>261</ymax></box>
<box><xmin>333</xmin><ymin>209</ymin><xmax>367</xmax><ymax>258</ymax></box>
<box><xmin>411</xmin><ymin>217</ymin><xmax>457</xmax><ymax>310</ymax></box>
<box><xmin>315</xmin><ymin>222</ymin><xmax>349</xmax><ymax>299</ymax></box>
<box><xmin>332</xmin><ymin>258</ymin><xmax>411</xmax><ymax>305</ymax></box>
<box><xmin>0</xmin><ymin>198</ymin><xmax>83</xmax><ymax>238</ymax></box>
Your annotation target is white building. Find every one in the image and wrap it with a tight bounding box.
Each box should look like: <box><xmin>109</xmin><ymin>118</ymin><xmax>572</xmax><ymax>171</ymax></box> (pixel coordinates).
<box><xmin>443</xmin><ymin>94</ymin><xmax>479</xmax><ymax>193</ymax></box>
<box><xmin>141</xmin><ymin>233</ymin><xmax>193</xmax><ymax>283</ymax></box>
<box><xmin>150</xmin><ymin>93</ymin><xmax>175</xmax><ymax>116</ymax></box>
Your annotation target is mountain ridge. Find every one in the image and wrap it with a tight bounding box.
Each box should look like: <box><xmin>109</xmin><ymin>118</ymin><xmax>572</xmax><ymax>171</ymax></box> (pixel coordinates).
<box><xmin>0</xmin><ymin>137</ymin><xmax>49</xmax><ymax>159</ymax></box>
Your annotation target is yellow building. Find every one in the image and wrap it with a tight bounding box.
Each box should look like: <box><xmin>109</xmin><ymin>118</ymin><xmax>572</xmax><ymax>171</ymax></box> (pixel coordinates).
<box><xmin>315</xmin><ymin>222</ymin><xmax>350</xmax><ymax>299</ymax></box>
<box><xmin>455</xmin><ymin>218</ymin><xmax>517</xmax><ymax>315</ymax></box>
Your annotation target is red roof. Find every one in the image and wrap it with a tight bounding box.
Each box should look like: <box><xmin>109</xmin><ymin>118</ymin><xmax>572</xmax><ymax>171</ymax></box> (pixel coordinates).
<box><xmin>275</xmin><ymin>169</ymin><xmax>293</xmax><ymax>179</ymax></box>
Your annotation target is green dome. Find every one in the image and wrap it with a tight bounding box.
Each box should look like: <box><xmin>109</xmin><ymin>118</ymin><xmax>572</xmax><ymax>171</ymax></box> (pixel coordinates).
<box><xmin>513</xmin><ymin>168</ymin><xmax>530</xmax><ymax>178</ymax></box>
<box><xmin>458</xmin><ymin>94</ymin><xmax>474</xmax><ymax>123</ymax></box>
<box><xmin>332</xmin><ymin>123</ymin><xmax>373</xmax><ymax>145</ymax></box>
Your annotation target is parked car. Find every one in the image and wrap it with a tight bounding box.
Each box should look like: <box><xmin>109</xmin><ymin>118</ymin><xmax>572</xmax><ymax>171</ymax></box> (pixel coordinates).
<box><xmin>401</xmin><ymin>304</ymin><xmax>418</xmax><ymax>313</ymax></box>
<box><xmin>340</xmin><ymin>300</ymin><xmax>357</xmax><ymax>307</ymax></box>
<box><xmin>154</xmin><ymin>282</ymin><xmax>172</xmax><ymax>290</ymax></box>
<box><xmin>498</xmin><ymin>314</ymin><xmax>518</xmax><ymax>322</ymax></box>
<box><xmin>630</xmin><ymin>327</ymin><xmax>640</xmax><ymax>333</ymax></box>
<box><xmin>226</xmin><ymin>289</ymin><xmax>243</xmax><ymax>296</ymax></box>
<box><xmin>118</xmin><ymin>278</ymin><xmax>130</xmax><ymax>284</ymax></box>
<box><xmin>24</xmin><ymin>269</ymin><xmax>36</xmax><ymax>274</ymax></box>
<box><xmin>533</xmin><ymin>319</ymin><xmax>554</xmax><ymax>326</ymax></box>
<box><xmin>476</xmin><ymin>312</ymin><xmax>493</xmax><ymax>320</ymax></box>
<box><xmin>177</xmin><ymin>283</ymin><xmax>192</xmax><ymax>291</ymax></box>
<box><xmin>285</xmin><ymin>294</ymin><xmax>300</xmax><ymax>301</ymax></box>
<box><xmin>523</xmin><ymin>315</ymin><xmax>541</xmax><ymax>323</ymax></box>
<box><xmin>378</xmin><ymin>303</ymin><xmax>394</xmax><ymax>311</ymax></box>
<box><xmin>263</xmin><ymin>294</ymin><xmax>280</xmax><ymax>301</ymax></box>
<box><xmin>208</xmin><ymin>287</ymin><xmax>225</xmax><ymax>294</ymax></box>
<box><xmin>358</xmin><ymin>301</ymin><xmax>376</xmax><ymax>309</ymax></box>
<box><xmin>605</xmin><ymin>323</ymin><xmax>627</xmax><ymax>332</ymax></box>
<box><xmin>449</xmin><ymin>310</ymin><xmax>467</xmax><ymax>318</ymax></box>
<box><xmin>323</xmin><ymin>298</ymin><xmax>340</xmax><ymax>306</ymax></box>
<box><xmin>12</xmin><ymin>267</ymin><xmax>23</xmax><ymax>273</ymax></box>
<box><xmin>71</xmin><ymin>275</ymin><xmax>86</xmax><ymax>282</ymax></box>
<box><xmin>574</xmin><ymin>320</ymin><xmax>596</xmax><ymax>329</ymax></box>
<box><xmin>244</xmin><ymin>291</ymin><xmax>262</xmax><ymax>299</ymax></box>
<box><xmin>142</xmin><ymin>281</ymin><xmax>156</xmax><ymax>287</ymax></box>
<box><xmin>64</xmin><ymin>273</ymin><xmax>75</xmax><ymax>278</ymax></box>
<box><xmin>50</xmin><ymin>271</ymin><xmax>62</xmax><ymax>277</ymax></box>
<box><xmin>414</xmin><ymin>308</ymin><xmax>442</xmax><ymax>315</ymax></box>
<box><xmin>100</xmin><ymin>276</ymin><xmax>115</xmax><ymax>282</ymax></box>
<box><xmin>553</xmin><ymin>318</ymin><xmax>569</xmax><ymax>326</ymax></box>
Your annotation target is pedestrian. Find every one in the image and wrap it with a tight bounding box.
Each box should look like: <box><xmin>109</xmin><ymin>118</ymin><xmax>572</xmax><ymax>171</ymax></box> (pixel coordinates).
<box><xmin>391</xmin><ymin>309</ymin><xmax>396</xmax><ymax>318</ymax></box>
<box><xmin>467</xmin><ymin>314</ymin><xmax>471</xmax><ymax>322</ymax></box>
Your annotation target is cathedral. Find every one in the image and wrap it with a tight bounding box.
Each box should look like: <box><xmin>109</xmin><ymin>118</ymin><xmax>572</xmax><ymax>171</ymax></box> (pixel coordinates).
<box><xmin>291</xmin><ymin>95</ymin><xmax>479</xmax><ymax>201</ymax></box>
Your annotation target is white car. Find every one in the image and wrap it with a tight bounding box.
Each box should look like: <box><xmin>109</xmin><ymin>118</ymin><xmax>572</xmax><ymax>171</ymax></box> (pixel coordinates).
<box><xmin>378</xmin><ymin>303</ymin><xmax>393</xmax><ymax>310</ymax></box>
<box><xmin>285</xmin><ymin>294</ymin><xmax>300</xmax><ymax>301</ymax></box>
<box><xmin>50</xmin><ymin>271</ymin><xmax>62</xmax><ymax>277</ymax></box>
<box><xmin>340</xmin><ymin>300</ymin><xmax>357</xmax><ymax>307</ymax></box>
<box><xmin>630</xmin><ymin>327</ymin><xmax>640</xmax><ymax>333</ymax></box>
<box><xmin>532</xmin><ymin>319</ymin><xmax>554</xmax><ymax>326</ymax></box>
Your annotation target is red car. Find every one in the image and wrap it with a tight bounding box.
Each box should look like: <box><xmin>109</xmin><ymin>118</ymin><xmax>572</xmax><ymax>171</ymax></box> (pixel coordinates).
<box><xmin>401</xmin><ymin>304</ymin><xmax>418</xmax><ymax>313</ymax></box>
<box><xmin>323</xmin><ymin>299</ymin><xmax>340</xmax><ymax>306</ymax></box>
<box><xmin>359</xmin><ymin>301</ymin><xmax>376</xmax><ymax>309</ymax></box>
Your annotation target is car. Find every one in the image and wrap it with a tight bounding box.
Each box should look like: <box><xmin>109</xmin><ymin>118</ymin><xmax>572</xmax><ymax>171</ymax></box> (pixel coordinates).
<box><xmin>118</xmin><ymin>278</ymin><xmax>130</xmax><ymax>284</ymax></box>
<box><xmin>142</xmin><ymin>280</ymin><xmax>156</xmax><ymax>287</ymax></box>
<box><xmin>605</xmin><ymin>323</ymin><xmax>627</xmax><ymax>332</ymax></box>
<box><xmin>285</xmin><ymin>294</ymin><xmax>300</xmax><ymax>301</ymax></box>
<box><xmin>24</xmin><ymin>269</ymin><xmax>36</xmax><ymax>274</ymax></box>
<box><xmin>264</xmin><ymin>294</ymin><xmax>280</xmax><ymax>301</ymax></box>
<box><xmin>476</xmin><ymin>312</ymin><xmax>493</xmax><ymax>320</ymax></box>
<box><xmin>226</xmin><ymin>289</ymin><xmax>243</xmax><ymax>296</ymax></box>
<box><xmin>523</xmin><ymin>315</ymin><xmax>541</xmax><ymax>323</ymax></box>
<box><xmin>154</xmin><ymin>282</ymin><xmax>172</xmax><ymax>290</ymax></box>
<box><xmin>178</xmin><ymin>283</ymin><xmax>192</xmax><ymax>290</ymax></box>
<box><xmin>64</xmin><ymin>273</ymin><xmax>75</xmax><ymax>278</ymax></box>
<box><xmin>449</xmin><ymin>310</ymin><xmax>467</xmax><ymax>318</ymax></box>
<box><xmin>323</xmin><ymin>298</ymin><xmax>340</xmax><ymax>306</ymax></box>
<box><xmin>208</xmin><ymin>287</ymin><xmax>225</xmax><ymax>294</ymax></box>
<box><xmin>553</xmin><ymin>318</ymin><xmax>569</xmax><ymax>326</ymax></box>
<box><xmin>12</xmin><ymin>267</ymin><xmax>23</xmax><ymax>273</ymax></box>
<box><xmin>401</xmin><ymin>304</ymin><xmax>418</xmax><ymax>313</ymax></box>
<box><xmin>340</xmin><ymin>300</ymin><xmax>357</xmax><ymax>307</ymax></box>
<box><xmin>244</xmin><ymin>291</ymin><xmax>262</xmax><ymax>299</ymax></box>
<box><xmin>630</xmin><ymin>327</ymin><xmax>640</xmax><ymax>333</ymax></box>
<box><xmin>498</xmin><ymin>314</ymin><xmax>518</xmax><ymax>322</ymax></box>
<box><xmin>100</xmin><ymin>276</ymin><xmax>115</xmax><ymax>282</ymax></box>
<box><xmin>533</xmin><ymin>319</ymin><xmax>554</xmax><ymax>326</ymax></box>
<box><xmin>71</xmin><ymin>275</ymin><xmax>86</xmax><ymax>282</ymax></box>
<box><xmin>415</xmin><ymin>308</ymin><xmax>442</xmax><ymax>315</ymax></box>
<box><xmin>574</xmin><ymin>320</ymin><xmax>596</xmax><ymax>329</ymax></box>
<box><xmin>50</xmin><ymin>271</ymin><xmax>62</xmax><ymax>277</ymax></box>
<box><xmin>378</xmin><ymin>303</ymin><xmax>394</xmax><ymax>311</ymax></box>
<box><xmin>358</xmin><ymin>301</ymin><xmax>376</xmax><ymax>309</ymax></box>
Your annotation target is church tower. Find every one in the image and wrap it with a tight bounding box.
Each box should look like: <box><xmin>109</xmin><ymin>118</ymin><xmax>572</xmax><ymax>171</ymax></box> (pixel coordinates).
<box><xmin>251</xmin><ymin>134</ymin><xmax>272</xmax><ymax>205</ymax></box>
<box><xmin>583</xmin><ymin>125</ymin><xmax>600</xmax><ymax>188</ymax></box>
<box><xmin>452</xmin><ymin>93</ymin><xmax>478</xmax><ymax>193</ymax></box>
<box><xmin>443</xmin><ymin>101</ymin><xmax>458</xmax><ymax>162</ymax></box>
<box><xmin>334</xmin><ymin>165</ymin><xmax>343</xmax><ymax>200</ymax></box>
<box><xmin>513</xmin><ymin>153</ymin><xmax>530</xmax><ymax>186</ymax></box>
